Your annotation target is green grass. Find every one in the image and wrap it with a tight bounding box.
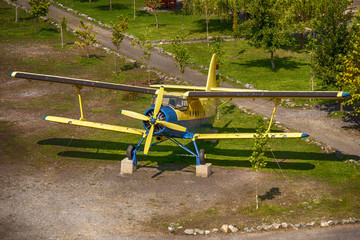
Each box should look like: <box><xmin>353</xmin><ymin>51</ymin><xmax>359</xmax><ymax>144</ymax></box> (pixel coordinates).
<box><xmin>55</xmin><ymin>0</ymin><xmax>232</xmax><ymax>40</ymax></box>
<box><xmin>160</xmin><ymin>40</ymin><xmax>333</xmax><ymax>92</ymax></box>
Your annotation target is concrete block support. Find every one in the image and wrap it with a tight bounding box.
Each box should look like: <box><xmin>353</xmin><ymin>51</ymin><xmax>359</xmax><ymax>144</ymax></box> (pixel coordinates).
<box><xmin>196</xmin><ymin>163</ymin><xmax>212</xmax><ymax>177</ymax></box>
<box><xmin>120</xmin><ymin>158</ymin><xmax>137</xmax><ymax>175</ymax></box>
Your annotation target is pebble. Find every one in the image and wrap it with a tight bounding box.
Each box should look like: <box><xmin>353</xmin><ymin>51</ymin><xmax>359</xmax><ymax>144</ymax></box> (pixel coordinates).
<box><xmin>184</xmin><ymin>229</ymin><xmax>194</xmax><ymax>235</ymax></box>
<box><xmin>272</xmin><ymin>223</ymin><xmax>281</xmax><ymax>229</ymax></box>
<box><xmin>229</xmin><ymin>225</ymin><xmax>239</xmax><ymax>233</ymax></box>
<box><xmin>205</xmin><ymin>230</ymin><xmax>210</xmax><ymax>234</ymax></box>
<box><xmin>220</xmin><ymin>224</ymin><xmax>229</xmax><ymax>233</ymax></box>
<box><xmin>281</xmin><ymin>222</ymin><xmax>288</xmax><ymax>228</ymax></box>
<box><xmin>168</xmin><ymin>226</ymin><xmax>175</xmax><ymax>233</ymax></box>
<box><xmin>320</xmin><ymin>220</ymin><xmax>329</xmax><ymax>227</ymax></box>
<box><xmin>212</xmin><ymin>228</ymin><xmax>218</xmax><ymax>233</ymax></box>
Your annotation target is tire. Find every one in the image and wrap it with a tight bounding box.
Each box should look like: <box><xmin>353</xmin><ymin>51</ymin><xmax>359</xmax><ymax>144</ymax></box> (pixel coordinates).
<box><xmin>199</xmin><ymin>149</ymin><xmax>206</xmax><ymax>165</ymax></box>
<box><xmin>126</xmin><ymin>145</ymin><xmax>135</xmax><ymax>160</ymax></box>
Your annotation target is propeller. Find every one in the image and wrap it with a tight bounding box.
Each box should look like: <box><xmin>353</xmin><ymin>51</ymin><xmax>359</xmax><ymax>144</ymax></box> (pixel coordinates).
<box><xmin>120</xmin><ymin>86</ymin><xmax>187</xmax><ymax>155</ymax></box>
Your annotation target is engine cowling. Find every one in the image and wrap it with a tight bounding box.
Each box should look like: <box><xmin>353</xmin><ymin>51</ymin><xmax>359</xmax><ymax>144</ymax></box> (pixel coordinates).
<box><xmin>143</xmin><ymin>106</ymin><xmax>178</xmax><ymax>134</ymax></box>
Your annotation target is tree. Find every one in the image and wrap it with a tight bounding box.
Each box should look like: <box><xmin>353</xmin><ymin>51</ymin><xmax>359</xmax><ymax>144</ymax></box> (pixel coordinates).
<box><xmin>134</xmin><ymin>0</ymin><xmax>136</xmax><ymax>19</ymax></box>
<box><xmin>310</xmin><ymin>0</ymin><xmax>353</xmax><ymax>86</ymax></box>
<box><xmin>74</xmin><ymin>20</ymin><xmax>98</xmax><ymax>58</ymax></box>
<box><xmin>171</xmin><ymin>35</ymin><xmax>190</xmax><ymax>80</ymax></box>
<box><xmin>240</xmin><ymin>0</ymin><xmax>294</xmax><ymax>70</ymax></box>
<box><xmin>11</xmin><ymin>0</ymin><xmax>19</xmax><ymax>23</ymax></box>
<box><xmin>188</xmin><ymin>0</ymin><xmax>216</xmax><ymax>46</ymax></box>
<box><xmin>232</xmin><ymin>3</ymin><xmax>239</xmax><ymax>55</ymax></box>
<box><xmin>131</xmin><ymin>28</ymin><xmax>154</xmax><ymax>84</ymax></box>
<box><xmin>249</xmin><ymin>116</ymin><xmax>269</xmax><ymax>210</ymax></box>
<box><xmin>110</xmin><ymin>0</ymin><xmax>112</xmax><ymax>11</ymax></box>
<box><xmin>146</xmin><ymin>0</ymin><xmax>164</xmax><ymax>29</ymax></box>
<box><xmin>60</xmin><ymin>16</ymin><xmax>67</xmax><ymax>48</ymax></box>
<box><xmin>29</xmin><ymin>0</ymin><xmax>50</xmax><ymax>34</ymax></box>
<box><xmin>285</xmin><ymin>0</ymin><xmax>316</xmax><ymax>49</ymax></box>
<box><xmin>181</xmin><ymin>0</ymin><xmax>189</xmax><ymax>32</ymax></box>
<box><xmin>111</xmin><ymin>16</ymin><xmax>128</xmax><ymax>74</ymax></box>
<box><xmin>337</xmin><ymin>15</ymin><xmax>360</xmax><ymax>115</ymax></box>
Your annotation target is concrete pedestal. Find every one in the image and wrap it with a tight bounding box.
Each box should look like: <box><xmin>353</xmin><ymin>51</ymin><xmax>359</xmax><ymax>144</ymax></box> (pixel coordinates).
<box><xmin>196</xmin><ymin>163</ymin><xmax>212</xmax><ymax>178</ymax></box>
<box><xmin>120</xmin><ymin>158</ymin><xmax>137</xmax><ymax>175</ymax></box>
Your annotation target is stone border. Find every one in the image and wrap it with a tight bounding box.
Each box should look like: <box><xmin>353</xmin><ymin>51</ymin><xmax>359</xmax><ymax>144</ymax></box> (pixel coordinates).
<box><xmin>168</xmin><ymin>217</ymin><xmax>360</xmax><ymax>235</ymax></box>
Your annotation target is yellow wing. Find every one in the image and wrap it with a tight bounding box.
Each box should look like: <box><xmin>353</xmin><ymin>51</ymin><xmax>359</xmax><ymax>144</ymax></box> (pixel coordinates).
<box><xmin>192</xmin><ymin>132</ymin><xmax>308</xmax><ymax>140</ymax></box>
<box><xmin>44</xmin><ymin>116</ymin><xmax>145</xmax><ymax>135</ymax></box>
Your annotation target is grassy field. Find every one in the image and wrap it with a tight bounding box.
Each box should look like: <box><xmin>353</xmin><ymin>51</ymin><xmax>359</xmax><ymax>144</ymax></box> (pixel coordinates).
<box><xmin>160</xmin><ymin>40</ymin><xmax>334</xmax><ymax>92</ymax></box>
<box><xmin>55</xmin><ymin>0</ymin><xmax>233</xmax><ymax>40</ymax></box>
<box><xmin>1</xmin><ymin>2</ymin><xmax>359</xmax><ymax>232</ymax></box>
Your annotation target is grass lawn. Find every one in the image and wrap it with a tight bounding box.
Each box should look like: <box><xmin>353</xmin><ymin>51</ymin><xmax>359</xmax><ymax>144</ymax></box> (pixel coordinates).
<box><xmin>55</xmin><ymin>0</ymin><xmax>233</xmax><ymax>40</ymax></box>
<box><xmin>160</xmin><ymin>40</ymin><xmax>333</xmax><ymax>92</ymax></box>
<box><xmin>1</xmin><ymin>1</ymin><xmax>359</xmax><ymax>231</ymax></box>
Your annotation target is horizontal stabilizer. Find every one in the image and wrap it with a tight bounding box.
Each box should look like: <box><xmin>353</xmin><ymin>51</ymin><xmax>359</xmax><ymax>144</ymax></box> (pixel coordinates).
<box><xmin>44</xmin><ymin>116</ymin><xmax>145</xmax><ymax>135</ymax></box>
<box><xmin>10</xmin><ymin>71</ymin><xmax>157</xmax><ymax>95</ymax></box>
<box><xmin>193</xmin><ymin>132</ymin><xmax>308</xmax><ymax>140</ymax></box>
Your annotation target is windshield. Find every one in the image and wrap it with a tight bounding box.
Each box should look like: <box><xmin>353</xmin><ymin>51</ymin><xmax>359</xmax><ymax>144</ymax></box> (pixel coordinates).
<box><xmin>150</xmin><ymin>96</ymin><xmax>188</xmax><ymax>111</ymax></box>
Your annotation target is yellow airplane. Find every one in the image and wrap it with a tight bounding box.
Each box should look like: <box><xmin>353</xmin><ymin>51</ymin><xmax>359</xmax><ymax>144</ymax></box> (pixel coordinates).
<box><xmin>10</xmin><ymin>54</ymin><xmax>351</xmax><ymax>166</ymax></box>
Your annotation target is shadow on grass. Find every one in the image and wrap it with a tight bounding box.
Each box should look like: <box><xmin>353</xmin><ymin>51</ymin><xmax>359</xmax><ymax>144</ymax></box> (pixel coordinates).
<box><xmin>36</xmin><ymin>137</ymin><xmax>345</xmax><ymax>171</ymax></box>
<box><xmin>74</xmin><ymin>0</ymin><xmax>100</xmax><ymax>3</ymax></box>
<box><xmin>258</xmin><ymin>187</ymin><xmax>281</xmax><ymax>201</ymax></box>
<box><xmin>95</xmin><ymin>3</ymin><xmax>128</xmax><ymax>11</ymax></box>
<box><xmin>190</xmin><ymin>18</ymin><xmax>232</xmax><ymax>35</ymax></box>
<box><xmin>230</xmin><ymin>57</ymin><xmax>308</xmax><ymax>72</ymax></box>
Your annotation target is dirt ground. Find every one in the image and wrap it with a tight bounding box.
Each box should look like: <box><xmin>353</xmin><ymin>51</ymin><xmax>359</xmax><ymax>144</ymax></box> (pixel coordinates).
<box><xmin>1</xmin><ymin>2</ymin><xmax>360</xmax><ymax>239</ymax></box>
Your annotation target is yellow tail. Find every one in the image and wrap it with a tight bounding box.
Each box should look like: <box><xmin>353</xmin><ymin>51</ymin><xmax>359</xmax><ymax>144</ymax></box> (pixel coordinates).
<box><xmin>205</xmin><ymin>54</ymin><xmax>219</xmax><ymax>92</ymax></box>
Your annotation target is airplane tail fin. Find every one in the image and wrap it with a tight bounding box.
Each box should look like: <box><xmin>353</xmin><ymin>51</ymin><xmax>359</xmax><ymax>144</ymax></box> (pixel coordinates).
<box><xmin>205</xmin><ymin>54</ymin><xmax>219</xmax><ymax>91</ymax></box>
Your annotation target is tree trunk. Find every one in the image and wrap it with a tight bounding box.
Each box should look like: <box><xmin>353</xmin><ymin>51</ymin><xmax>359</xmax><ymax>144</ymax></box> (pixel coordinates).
<box><xmin>182</xmin><ymin>12</ymin><xmax>184</xmax><ymax>33</ymax></box>
<box><xmin>15</xmin><ymin>4</ymin><xmax>18</xmax><ymax>23</ymax></box>
<box><xmin>61</xmin><ymin>27</ymin><xmax>64</xmax><ymax>48</ymax></box>
<box><xmin>35</xmin><ymin>17</ymin><xmax>39</xmax><ymax>34</ymax></box>
<box><xmin>234</xmin><ymin>39</ymin><xmax>236</xmax><ymax>56</ymax></box>
<box><xmin>110</xmin><ymin>0</ymin><xmax>112</xmax><ymax>11</ymax></box>
<box><xmin>301</xmin><ymin>32</ymin><xmax>305</xmax><ymax>49</ymax></box>
<box><xmin>133</xmin><ymin>0</ymin><xmax>136</xmax><ymax>19</ymax></box>
<box><xmin>205</xmin><ymin>6</ymin><xmax>209</xmax><ymax>47</ymax></box>
<box><xmin>114</xmin><ymin>52</ymin><xmax>117</xmax><ymax>74</ymax></box>
<box><xmin>270</xmin><ymin>51</ymin><xmax>275</xmax><ymax>71</ymax></box>
<box><xmin>217</xmin><ymin>108</ymin><xmax>219</xmax><ymax>120</ymax></box>
<box><xmin>89</xmin><ymin>0</ymin><xmax>91</xmax><ymax>3</ymax></box>
<box><xmin>153</xmin><ymin>9</ymin><xmax>158</xmax><ymax>28</ymax></box>
<box><xmin>310</xmin><ymin>68</ymin><xmax>314</xmax><ymax>91</ymax></box>
<box><xmin>255</xmin><ymin>172</ymin><xmax>258</xmax><ymax>210</ymax></box>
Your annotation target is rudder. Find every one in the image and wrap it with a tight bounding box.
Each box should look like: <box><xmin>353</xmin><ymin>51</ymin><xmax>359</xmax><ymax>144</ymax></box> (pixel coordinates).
<box><xmin>205</xmin><ymin>54</ymin><xmax>219</xmax><ymax>92</ymax></box>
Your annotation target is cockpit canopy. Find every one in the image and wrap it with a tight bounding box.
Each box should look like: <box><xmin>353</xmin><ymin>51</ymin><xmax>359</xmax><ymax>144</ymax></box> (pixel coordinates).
<box><xmin>151</xmin><ymin>95</ymin><xmax>188</xmax><ymax>111</ymax></box>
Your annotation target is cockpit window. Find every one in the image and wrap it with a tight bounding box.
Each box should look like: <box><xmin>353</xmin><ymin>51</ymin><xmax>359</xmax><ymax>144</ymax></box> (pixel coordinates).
<box><xmin>150</xmin><ymin>96</ymin><xmax>188</xmax><ymax>111</ymax></box>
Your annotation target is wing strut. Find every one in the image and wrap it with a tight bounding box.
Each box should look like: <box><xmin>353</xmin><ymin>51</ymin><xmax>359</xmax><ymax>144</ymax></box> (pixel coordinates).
<box><xmin>266</xmin><ymin>99</ymin><xmax>280</xmax><ymax>133</ymax></box>
<box><xmin>75</xmin><ymin>85</ymin><xmax>86</xmax><ymax>121</ymax></box>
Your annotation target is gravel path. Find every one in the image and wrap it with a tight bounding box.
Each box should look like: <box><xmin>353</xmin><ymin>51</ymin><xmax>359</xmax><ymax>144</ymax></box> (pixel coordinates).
<box><xmin>14</xmin><ymin>0</ymin><xmax>360</xmax><ymax>158</ymax></box>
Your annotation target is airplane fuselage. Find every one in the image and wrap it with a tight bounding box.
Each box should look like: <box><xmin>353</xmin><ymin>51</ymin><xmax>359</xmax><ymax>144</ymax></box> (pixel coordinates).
<box><xmin>143</xmin><ymin>97</ymin><xmax>218</xmax><ymax>138</ymax></box>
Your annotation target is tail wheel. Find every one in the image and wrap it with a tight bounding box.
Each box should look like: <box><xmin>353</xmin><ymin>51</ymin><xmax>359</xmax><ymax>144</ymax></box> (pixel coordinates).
<box><xmin>126</xmin><ymin>145</ymin><xmax>135</xmax><ymax>160</ymax></box>
<box><xmin>199</xmin><ymin>149</ymin><xmax>206</xmax><ymax>165</ymax></box>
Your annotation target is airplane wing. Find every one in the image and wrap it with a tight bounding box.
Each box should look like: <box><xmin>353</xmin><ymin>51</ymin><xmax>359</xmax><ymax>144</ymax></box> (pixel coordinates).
<box><xmin>184</xmin><ymin>90</ymin><xmax>351</xmax><ymax>100</ymax></box>
<box><xmin>44</xmin><ymin>116</ymin><xmax>146</xmax><ymax>135</ymax></box>
<box><xmin>192</xmin><ymin>132</ymin><xmax>308</xmax><ymax>140</ymax></box>
<box><xmin>150</xmin><ymin>84</ymin><xmax>350</xmax><ymax>100</ymax></box>
<box><xmin>10</xmin><ymin>71</ymin><xmax>157</xmax><ymax>95</ymax></box>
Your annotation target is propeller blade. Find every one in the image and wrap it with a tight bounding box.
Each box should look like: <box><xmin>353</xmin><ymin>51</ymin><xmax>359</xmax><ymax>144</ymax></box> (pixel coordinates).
<box><xmin>157</xmin><ymin>120</ymin><xmax>187</xmax><ymax>132</ymax></box>
<box><xmin>153</xmin><ymin>86</ymin><xmax>164</xmax><ymax>117</ymax></box>
<box><xmin>120</xmin><ymin>110</ymin><xmax>150</xmax><ymax>121</ymax></box>
<box><xmin>144</xmin><ymin>125</ymin><xmax>154</xmax><ymax>155</ymax></box>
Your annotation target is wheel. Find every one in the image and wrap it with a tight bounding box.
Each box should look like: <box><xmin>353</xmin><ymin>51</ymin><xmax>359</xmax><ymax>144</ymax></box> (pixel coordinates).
<box><xmin>126</xmin><ymin>145</ymin><xmax>135</xmax><ymax>160</ymax></box>
<box><xmin>199</xmin><ymin>149</ymin><xmax>206</xmax><ymax>165</ymax></box>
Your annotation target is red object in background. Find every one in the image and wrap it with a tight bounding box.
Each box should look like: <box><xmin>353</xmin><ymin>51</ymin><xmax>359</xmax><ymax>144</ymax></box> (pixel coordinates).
<box><xmin>146</xmin><ymin>0</ymin><xmax>177</xmax><ymax>9</ymax></box>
